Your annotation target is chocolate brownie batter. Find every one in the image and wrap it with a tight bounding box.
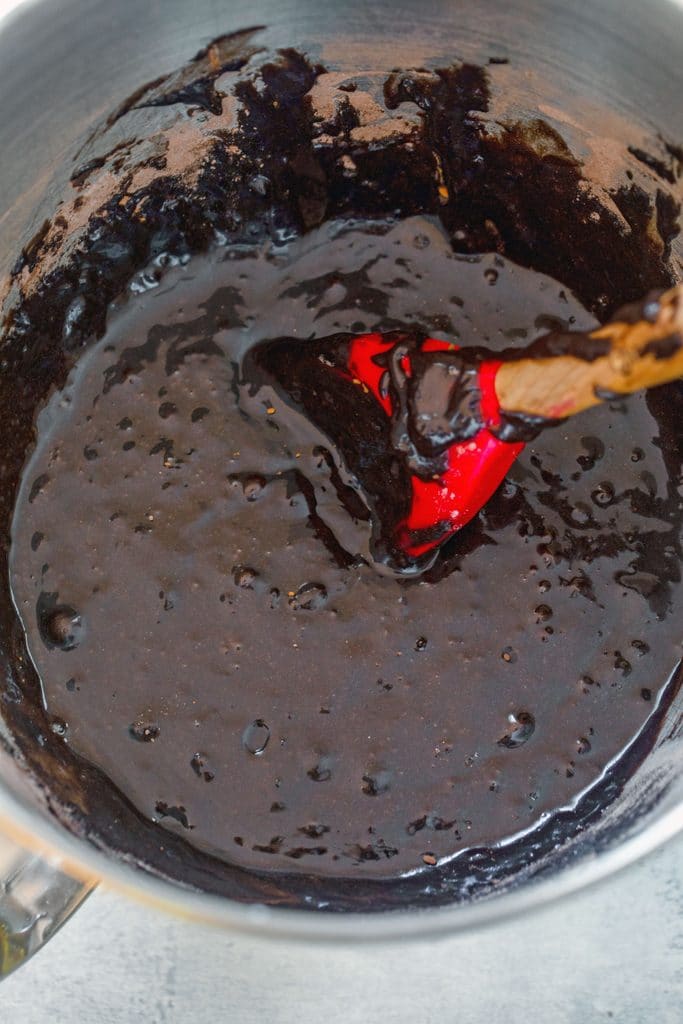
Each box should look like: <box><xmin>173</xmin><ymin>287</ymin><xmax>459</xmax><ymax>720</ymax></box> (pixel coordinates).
<box><xmin>1</xmin><ymin>35</ymin><xmax>681</xmax><ymax>908</ymax></box>
<box><xmin>9</xmin><ymin>214</ymin><xmax>683</xmax><ymax>880</ymax></box>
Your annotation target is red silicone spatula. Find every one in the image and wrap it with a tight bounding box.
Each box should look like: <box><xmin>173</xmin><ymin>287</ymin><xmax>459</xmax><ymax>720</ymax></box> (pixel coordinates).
<box><xmin>344</xmin><ymin>283</ymin><xmax>683</xmax><ymax>561</ymax></box>
<box><xmin>347</xmin><ymin>333</ymin><xmax>523</xmax><ymax>558</ymax></box>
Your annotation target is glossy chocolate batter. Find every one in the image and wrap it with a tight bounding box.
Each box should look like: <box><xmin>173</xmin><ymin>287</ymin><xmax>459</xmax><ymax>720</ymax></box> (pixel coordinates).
<box><xmin>9</xmin><ymin>215</ymin><xmax>683</xmax><ymax>881</ymax></box>
<box><xmin>1</xmin><ymin>36</ymin><xmax>681</xmax><ymax>908</ymax></box>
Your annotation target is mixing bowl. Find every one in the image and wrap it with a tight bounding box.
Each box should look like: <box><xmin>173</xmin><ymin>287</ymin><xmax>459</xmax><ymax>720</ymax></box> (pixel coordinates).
<box><xmin>0</xmin><ymin>0</ymin><xmax>681</xmax><ymax>977</ymax></box>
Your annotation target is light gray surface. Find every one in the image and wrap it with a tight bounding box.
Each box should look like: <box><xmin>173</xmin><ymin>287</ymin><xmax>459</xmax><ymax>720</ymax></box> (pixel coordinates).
<box><xmin>3</xmin><ymin>835</ymin><xmax>682</xmax><ymax>1023</ymax></box>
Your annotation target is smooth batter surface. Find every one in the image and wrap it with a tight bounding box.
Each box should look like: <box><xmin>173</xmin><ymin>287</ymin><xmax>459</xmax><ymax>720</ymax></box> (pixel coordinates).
<box><xmin>10</xmin><ymin>217</ymin><xmax>683</xmax><ymax>879</ymax></box>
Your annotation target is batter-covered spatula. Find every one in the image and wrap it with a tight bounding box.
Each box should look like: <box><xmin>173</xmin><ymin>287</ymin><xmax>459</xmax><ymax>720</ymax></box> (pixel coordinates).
<box><xmin>251</xmin><ymin>284</ymin><xmax>683</xmax><ymax>569</ymax></box>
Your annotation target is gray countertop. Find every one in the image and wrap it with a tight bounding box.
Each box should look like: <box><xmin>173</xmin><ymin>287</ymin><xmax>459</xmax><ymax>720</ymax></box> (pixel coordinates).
<box><xmin>3</xmin><ymin>834</ymin><xmax>682</xmax><ymax>1023</ymax></box>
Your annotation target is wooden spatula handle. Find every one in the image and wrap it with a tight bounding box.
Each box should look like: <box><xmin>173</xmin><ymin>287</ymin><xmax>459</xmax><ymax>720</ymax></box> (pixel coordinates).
<box><xmin>495</xmin><ymin>283</ymin><xmax>683</xmax><ymax>421</ymax></box>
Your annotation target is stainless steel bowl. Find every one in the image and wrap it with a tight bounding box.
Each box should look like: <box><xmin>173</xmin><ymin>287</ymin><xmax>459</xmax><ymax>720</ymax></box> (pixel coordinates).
<box><xmin>0</xmin><ymin>0</ymin><xmax>681</xmax><ymax>976</ymax></box>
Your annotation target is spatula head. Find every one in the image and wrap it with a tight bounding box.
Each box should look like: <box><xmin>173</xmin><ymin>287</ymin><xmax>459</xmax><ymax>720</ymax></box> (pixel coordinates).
<box><xmin>248</xmin><ymin>331</ymin><xmax>523</xmax><ymax>570</ymax></box>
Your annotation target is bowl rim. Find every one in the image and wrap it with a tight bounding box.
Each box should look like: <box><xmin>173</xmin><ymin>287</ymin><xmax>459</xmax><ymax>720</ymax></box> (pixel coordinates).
<box><xmin>0</xmin><ymin>772</ymin><xmax>681</xmax><ymax>942</ymax></box>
